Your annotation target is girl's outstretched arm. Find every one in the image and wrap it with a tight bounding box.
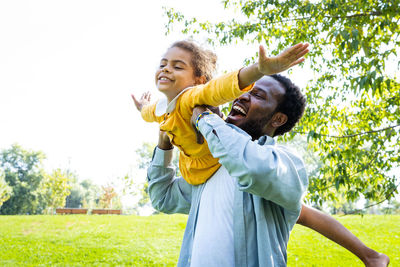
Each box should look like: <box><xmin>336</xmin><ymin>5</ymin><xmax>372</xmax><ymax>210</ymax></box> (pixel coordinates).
<box><xmin>297</xmin><ymin>204</ymin><xmax>389</xmax><ymax>267</ymax></box>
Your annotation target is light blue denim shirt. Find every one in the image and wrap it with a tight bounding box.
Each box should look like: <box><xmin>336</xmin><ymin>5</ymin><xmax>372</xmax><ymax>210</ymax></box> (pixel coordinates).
<box><xmin>148</xmin><ymin>114</ymin><xmax>308</xmax><ymax>267</ymax></box>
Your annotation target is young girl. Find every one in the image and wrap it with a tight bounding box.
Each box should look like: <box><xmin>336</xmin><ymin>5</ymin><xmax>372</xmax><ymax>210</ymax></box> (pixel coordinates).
<box><xmin>132</xmin><ymin>40</ymin><xmax>309</xmax><ymax>185</ymax></box>
<box><xmin>132</xmin><ymin>40</ymin><xmax>389</xmax><ymax>266</ymax></box>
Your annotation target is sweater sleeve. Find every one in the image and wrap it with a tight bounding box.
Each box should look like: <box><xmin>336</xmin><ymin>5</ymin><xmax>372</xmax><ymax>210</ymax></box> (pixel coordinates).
<box><xmin>141</xmin><ymin>102</ymin><xmax>158</xmax><ymax>122</ymax></box>
<box><xmin>178</xmin><ymin>70</ymin><xmax>253</xmax><ymax>117</ymax></box>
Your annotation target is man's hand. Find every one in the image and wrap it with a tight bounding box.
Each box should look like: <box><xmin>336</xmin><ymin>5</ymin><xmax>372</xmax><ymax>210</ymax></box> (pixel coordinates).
<box><xmin>258</xmin><ymin>43</ymin><xmax>309</xmax><ymax>75</ymax></box>
<box><xmin>191</xmin><ymin>105</ymin><xmax>218</xmax><ymax>145</ymax></box>
<box><xmin>206</xmin><ymin>105</ymin><xmax>223</xmax><ymax>119</ymax></box>
<box><xmin>131</xmin><ymin>91</ymin><xmax>151</xmax><ymax>111</ymax></box>
<box><xmin>158</xmin><ymin>131</ymin><xmax>173</xmax><ymax>150</ymax></box>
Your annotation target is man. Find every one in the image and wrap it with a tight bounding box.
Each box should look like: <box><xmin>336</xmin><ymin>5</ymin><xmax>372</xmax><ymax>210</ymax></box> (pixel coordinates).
<box><xmin>146</xmin><ymin>75</ymin><xmax>389</xmax><ymax>267</ymax></box>
<box><xmin>148</xmin><ymin>74</ymin><xmax>307</xmax><ymax>266</ymax></box>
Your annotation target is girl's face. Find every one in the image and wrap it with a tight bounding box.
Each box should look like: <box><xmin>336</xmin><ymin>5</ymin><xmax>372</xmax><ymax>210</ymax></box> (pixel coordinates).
<box><xmin>155</xmin><ymin>47</ymin><xmax>197</xmax><ymax>101</ymax></box>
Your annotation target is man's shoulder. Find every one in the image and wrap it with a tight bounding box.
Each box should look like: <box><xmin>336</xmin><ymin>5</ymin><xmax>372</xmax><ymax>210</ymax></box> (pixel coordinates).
<box><xmin>276</xmin><ymin>144</ymin><xmax>305</xmax><ymax>165</ymax></box>
<box><xmin>276</xmin><ymin>143</ymin><xmax>301</xmax><ymax>157</ymax></box>
<box><xmin>269</xmin><ymin>140</ymin><xmax>309</xmax><ymax>188</ymax></box>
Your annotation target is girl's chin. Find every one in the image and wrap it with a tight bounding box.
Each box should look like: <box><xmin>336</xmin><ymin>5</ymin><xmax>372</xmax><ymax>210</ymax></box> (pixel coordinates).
<box><xmin>157</xmin><ymin>85</ymin><xmax>173</xmax><ymax>92</ymax></box>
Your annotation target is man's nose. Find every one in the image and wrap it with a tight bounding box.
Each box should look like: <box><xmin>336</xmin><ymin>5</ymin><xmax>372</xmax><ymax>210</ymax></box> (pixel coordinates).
<box><xmin>237</xmin><ymin>92</ymin><xmax>250</xmax><ymax>101</ymax></box>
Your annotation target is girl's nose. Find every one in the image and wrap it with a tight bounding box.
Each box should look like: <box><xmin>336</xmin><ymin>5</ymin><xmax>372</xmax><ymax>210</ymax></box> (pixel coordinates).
<box><xmin>162</xmin><ymin>65</ymin><xmax>171</xmax><ymax>73</ymax></box>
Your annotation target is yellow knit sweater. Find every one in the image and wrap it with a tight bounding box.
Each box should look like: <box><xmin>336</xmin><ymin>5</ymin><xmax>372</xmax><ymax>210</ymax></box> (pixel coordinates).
<box><xmin>141</xmin><ymin>70</ymin><xmax>253</xmax><ymax>185</ymax></box>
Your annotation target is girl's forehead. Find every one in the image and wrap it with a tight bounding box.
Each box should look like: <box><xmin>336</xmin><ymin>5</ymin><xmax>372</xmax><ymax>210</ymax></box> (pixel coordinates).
<box><xmin>162</xmin><ymin>47</ymin><xmax>192</xmax><ymax>63</ymax></box>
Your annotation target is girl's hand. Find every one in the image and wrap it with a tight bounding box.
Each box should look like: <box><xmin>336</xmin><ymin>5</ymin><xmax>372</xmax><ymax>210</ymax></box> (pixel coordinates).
<box><xmin>131</xmin><ymin>91</ymin><xmax>151</xmax><ymax>111</ymax></box>
<box><xmin>258</xmin><ymin>43</ymin><xmax>309</xmax><ymax>75</ymax></box>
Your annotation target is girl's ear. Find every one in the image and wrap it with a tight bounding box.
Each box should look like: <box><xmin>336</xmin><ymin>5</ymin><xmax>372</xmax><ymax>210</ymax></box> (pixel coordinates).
<box><xmin>195</xmin><ymin>75</ymin><xmax>207</xmax><ymax>85</ymax></box>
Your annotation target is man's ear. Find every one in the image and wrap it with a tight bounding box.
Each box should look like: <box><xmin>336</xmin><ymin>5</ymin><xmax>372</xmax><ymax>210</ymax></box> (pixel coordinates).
<box><xmin>195</xmin><ymin>75</ymin><xmax>207</xmax><ymax>85</ymax></box>
<box><xmin>271</xmin><ymin>112</ymin><xmax>288</xmax><ymax>128</ymax></box>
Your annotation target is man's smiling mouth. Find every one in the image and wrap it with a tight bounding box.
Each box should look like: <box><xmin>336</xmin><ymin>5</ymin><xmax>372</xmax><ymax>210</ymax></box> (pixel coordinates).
<box><xmin>232</xmin><ymin>104</ymin><xmax>247</xmax><ymax>116</ymax></box>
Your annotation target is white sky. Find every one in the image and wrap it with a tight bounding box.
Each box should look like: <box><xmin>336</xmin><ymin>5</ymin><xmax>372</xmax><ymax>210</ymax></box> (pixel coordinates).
<box><xmin>0</xmin><ymin>0</ymin><xmax>310</xmax><ymax>186</ymax></box>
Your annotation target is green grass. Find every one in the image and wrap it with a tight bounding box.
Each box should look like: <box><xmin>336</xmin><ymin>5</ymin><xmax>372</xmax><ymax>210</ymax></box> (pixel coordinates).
<box><xmin>0</xmin><ymin>215</ymin><xmax>398</xmax><ymax>266</ymax></box>
<box><xmin>0</xmin><ymin>215</ymin><xmax>186</xmax><ymax>266</ymax></box>
<box><xmin>288</xmin><ymin>215</ymin><xmax>399</xmax><ymax>266</ymax></box>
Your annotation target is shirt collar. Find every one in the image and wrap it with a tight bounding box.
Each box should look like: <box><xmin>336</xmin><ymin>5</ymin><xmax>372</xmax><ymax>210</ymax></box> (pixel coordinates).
<box><xmin>155</xmin><ymin>87</ymin><xmax>192</xmax><ymax>116</ymax></box>
<box><xmin>257</xmin><ymin>135</ymin><xmax>276</xmax><ymax>145</ymax></box>
<box><xmin>226</xmin><ymin>122</ymin><xmax>276</xmax><ymax>145</ymax></box>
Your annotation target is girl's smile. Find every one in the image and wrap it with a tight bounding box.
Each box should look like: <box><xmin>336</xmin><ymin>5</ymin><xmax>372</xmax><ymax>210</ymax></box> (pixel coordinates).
<box><xmin>155</xmin><ymin>47</ymin><xmax>197</xmax><ymax>102</ymax></box>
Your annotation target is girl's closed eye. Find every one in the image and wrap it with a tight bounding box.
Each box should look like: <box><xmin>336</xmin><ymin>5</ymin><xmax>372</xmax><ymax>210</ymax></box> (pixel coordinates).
<box><xmin>159</xmin><ymin>59</ymin><xmax>168</xmax><ymax>68</ymax></box>
<box><xmin>174</xmin><ymin>63</ymin><xmax>185</xmax><ymax>70</ymax></box>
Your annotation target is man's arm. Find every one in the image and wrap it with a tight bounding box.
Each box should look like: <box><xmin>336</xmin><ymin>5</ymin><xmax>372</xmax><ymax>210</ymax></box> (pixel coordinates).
<box><xmin>196</xmin><ymin>113</ymin><xmax>308</xmax><ymax>211</ymax></box>
<box><xmin>147</xmin><ymin>132</ymin><xmax>192</xmax><ymax>214</ymax></box>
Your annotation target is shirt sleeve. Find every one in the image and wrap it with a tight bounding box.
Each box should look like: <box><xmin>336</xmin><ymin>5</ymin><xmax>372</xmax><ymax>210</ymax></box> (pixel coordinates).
<box><xmin>147</xmin><ymin>147</ymin><xmax>192</xmax><ymax>214</ymax></box>
<box><xmin>197</xmin><ymin>114</ymin><xmax>308</xmax><ymax>212</ymax></box>
<box><xmin>141</xmin><ymin>102</ymin><xmax>157</xmax><ymax>122</ymax></box>
<box><xmin>178</xmin><ymin>70</ymin><xmax>253</xmax><ymax>118</ymax></box>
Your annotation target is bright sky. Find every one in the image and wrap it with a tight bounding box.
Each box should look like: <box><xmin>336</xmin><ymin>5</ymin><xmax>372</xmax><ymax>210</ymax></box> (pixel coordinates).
<box><xmin>0</xmin><ymin>0</ymin><xmax>310</xmax><ymax>186</ymax></box>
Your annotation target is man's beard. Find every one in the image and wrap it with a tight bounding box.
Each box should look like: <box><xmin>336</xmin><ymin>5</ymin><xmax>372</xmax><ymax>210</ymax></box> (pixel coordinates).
<box><xmin>235</xmin><ymin>113</ymin><xmax>274</xmax><ymax>140</ymax></box>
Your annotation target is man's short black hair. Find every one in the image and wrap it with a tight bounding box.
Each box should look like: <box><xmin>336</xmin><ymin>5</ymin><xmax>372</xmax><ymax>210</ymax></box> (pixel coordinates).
<box><xmin>270</xmin><ymin>74</ymin><xmax>306</xmax><ymax>137</ymax></box>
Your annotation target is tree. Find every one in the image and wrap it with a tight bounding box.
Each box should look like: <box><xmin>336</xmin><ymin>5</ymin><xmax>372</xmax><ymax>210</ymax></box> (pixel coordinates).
<box><xmin>98</xmin><ymin>185</ymin><xmax>119</xmax><ymax>209</ymax></box>
<box><xmin>380</xmin><ymin>199</ymin><xmax>400</xmax><ymax>214</ymax></box>
<box><xmin>136</xmin><ymin>142</ymin><xmax>156</xmax><ymax>169</ymax></box>
<box><xmin>129</xmin><ymin>142</ymin><xmax>157</xmax><ymax>213</ymax></box>
<box><xmin>137</xmin><ymin>181</ymin><xmax>150</xmax><ymax>208</ymax></box>
<box><xmin>65</xmin><ymin>178</ymin><xmax>100</xmax><ymax>209</ymax></box>
<box><xmin>165</xmin><ymin>0</ymin><xmax>400</xmax><ymax>207</ymax></box>
<box><xmin>42</xmin><ymin>169</ymin><xmax>71</xmax><ymax>214</ymax></box>
<box><xmin>80</xmin><ymin>179</ymin><xmax>101</xmax><ymax>208</ymax></box>
<box><xmin>0</xmin><ymin>171</ymin><xmax>12</xmax><ymax>208</ymax></box>
<box><xmin>64</xmin><ymin>182</ymin><xmax>84</xmax><ymax>208</ymax></box>
<box><xmin>0</xmin><ymin>144</ymin><xmax>47</xmax><ymax>214</ymax></box>
<box><xmin>126</xmin><ymin>142</ymin><xmax>180</xmax><ymax>214</ymax></box>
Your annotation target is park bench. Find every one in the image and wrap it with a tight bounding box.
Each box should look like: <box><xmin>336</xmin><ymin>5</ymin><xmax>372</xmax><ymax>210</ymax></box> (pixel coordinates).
<box><xmin>56</xmin><ymin>208</ymin><xmax>88</xmax><ymax>215</ymax></box>
<box><xmin>91</xmin><ymin>209</ymin><xmax>122</xmax><ymax>215</ymax></box>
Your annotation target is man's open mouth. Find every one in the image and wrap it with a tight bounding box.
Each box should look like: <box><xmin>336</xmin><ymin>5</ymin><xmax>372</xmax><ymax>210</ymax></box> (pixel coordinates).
<box><xmin>231</xmin><ymin>104</ymin><xmax>247</xmax><ymax>116</ymax></box>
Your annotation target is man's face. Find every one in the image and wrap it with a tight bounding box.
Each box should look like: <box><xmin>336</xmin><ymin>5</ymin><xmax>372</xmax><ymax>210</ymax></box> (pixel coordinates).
<box><xmin>226</xmin><ymin>76</ymin><xmax>286</xmax><ymax>139</ymax></box>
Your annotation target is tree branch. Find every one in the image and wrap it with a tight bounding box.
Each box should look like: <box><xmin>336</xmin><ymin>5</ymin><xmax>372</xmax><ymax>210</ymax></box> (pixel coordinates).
<box><xmin>309</xmin><ymin>129</ymin><xmax>391</xmax><ymax>192</ymax></box>
<box><xmin>294</xmin><ymin>124</ymin><xmax>400</xmax><ymax>139</ymax></box>
<box><xmin>212</xmin><ymin>11</ymin><xmax>384</xmax><ymax>31</ymax></box>
<box><xmin>341</xmin><ymin>181</ymin><xmax>400</xmax><ymax>215</ymax></box>
<box><xmin>328</xmin><ymin>11</ymin><xmax>383</xmax><ymax>19</ymax></box>
<box><xmin>347</xmin><ymin>128</ymin><xmax>392</xmax><ymax>178</ymax></box>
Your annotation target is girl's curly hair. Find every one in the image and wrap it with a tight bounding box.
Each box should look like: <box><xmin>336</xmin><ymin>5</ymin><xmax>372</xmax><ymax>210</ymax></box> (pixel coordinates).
<box><xmin>170</xmin><ymin>40</ymin><xmax>217</xmax><ymax>82</ymax></box>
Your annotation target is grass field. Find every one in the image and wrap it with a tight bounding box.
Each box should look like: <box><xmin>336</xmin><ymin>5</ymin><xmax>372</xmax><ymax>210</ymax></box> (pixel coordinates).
<box><xmin>0</xmin><ymin>214</ymin><xmax>398</xmax><ymax>266</ymax></box>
